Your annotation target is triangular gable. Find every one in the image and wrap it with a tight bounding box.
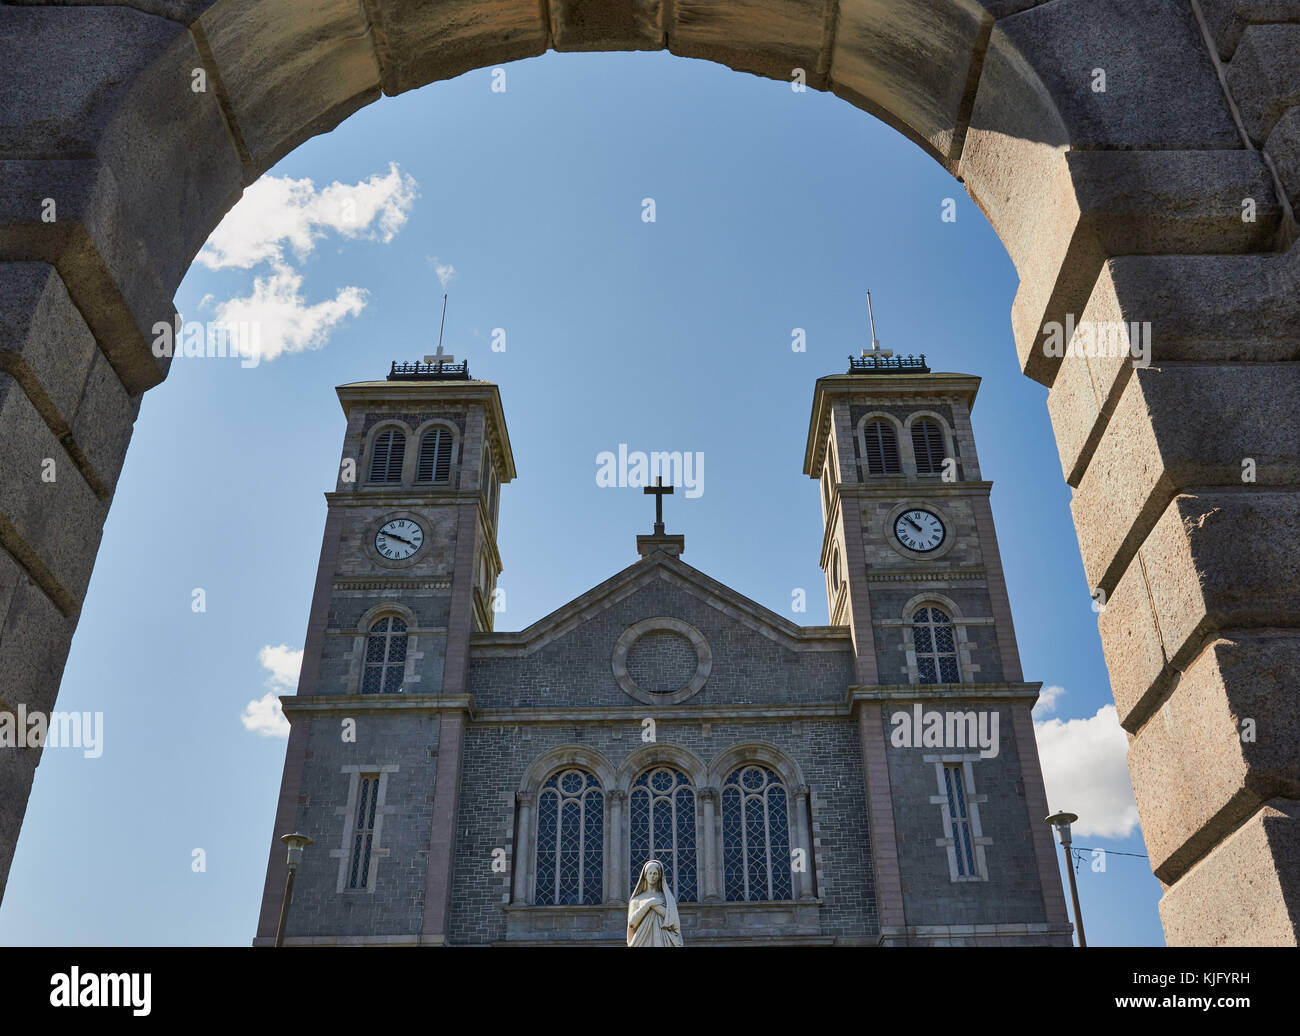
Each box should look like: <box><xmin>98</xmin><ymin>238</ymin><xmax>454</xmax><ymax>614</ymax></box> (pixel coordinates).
<box><xmin>472</xmin><ymin>552</ymin><xmax>847</xmax><ymax>657</ymax></box>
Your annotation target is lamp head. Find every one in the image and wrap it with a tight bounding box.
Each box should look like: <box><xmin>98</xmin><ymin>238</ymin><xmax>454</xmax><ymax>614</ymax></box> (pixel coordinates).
<box><xmin>1044</xmin><ymin>811</ymin><xmax>1078</xmax><ymax>846</ymax></box>
<box><xmin>280</xmin><ymin>832</ymin><xmax>314</xmax><ymax>868</ymax></box>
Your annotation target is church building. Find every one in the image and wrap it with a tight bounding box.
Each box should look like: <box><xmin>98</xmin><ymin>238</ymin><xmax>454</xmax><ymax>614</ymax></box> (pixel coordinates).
<box><xmin>253</xmin><ymin>349</ymin><xmax>1073</xmax><ymax>946</ymax></box>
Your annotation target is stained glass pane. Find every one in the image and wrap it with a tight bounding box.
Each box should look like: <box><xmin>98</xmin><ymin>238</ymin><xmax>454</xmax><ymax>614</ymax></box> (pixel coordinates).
<box><xmin>534</xmin><ymin>789</ymin><xmax>558</xmax><ymax>904</ymax></box>
<box><xmin>675</xmin><ymin>787</ymin><xmax>697</xmax><ymax>903</ymax></box>
<box><xmin>745</xmin><ymin>794</ymin><xmax>767</xmax><ymax>900</ymax></box>
<box><xmin>361</xmin><ymin>667</ymin><xmax>382</xmax><ymax>694</ymax></box>
<box><xmin>583</xmin><ymin>790</ymin><xmax>603</xmax><ymax>905</ymax></box>
<box><xmin>722</xmin><ymin>786</ymin><xmax>744</xmax><ymax>901</ymax></box>
<box><xmin>917</xmin><ymin>657</ymin><xmax>938</xmax><ymax>684</ymax></box>
<box><xmin>768</xmin><ymin>785</ymin><xmax>793</xmax><ymax>900</ymax></box>
<box><xmin>558</xmin><ymin>799</ymin><xmax>581</xmax><ymax>905</ymax></box>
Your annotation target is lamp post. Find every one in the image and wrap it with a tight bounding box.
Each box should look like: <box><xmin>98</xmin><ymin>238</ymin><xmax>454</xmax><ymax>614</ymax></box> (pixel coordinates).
<box><xmin>274</xmin><ymin>832</ymin><xmax>313</xmax><ymax>948</ymax></box>
<box><xmin>1045</xmin><ymin>811</ymin><xmax>1086</xmax><ymax>947</ymax></box>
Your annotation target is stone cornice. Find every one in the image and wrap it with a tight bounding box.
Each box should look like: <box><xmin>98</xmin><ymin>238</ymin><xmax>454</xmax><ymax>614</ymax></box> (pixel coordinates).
<box><xmin>332</xmin><ymin>580</ymin><xmax>452</xmax><ymax>592</ymax></box>
<box><xmin>281</xmin><ymin>693</ymin><xmax>476</xmax><ymax>718</ymax></box>
<box><xmin>846</xmin><ymin>682</ymin><xmax>1043</xmax><ymax>709</ymax></box>
<box><xmin>280</xmin><ymin>685</ymin><xmax>1044</xmax><ymax>722</ymax></box>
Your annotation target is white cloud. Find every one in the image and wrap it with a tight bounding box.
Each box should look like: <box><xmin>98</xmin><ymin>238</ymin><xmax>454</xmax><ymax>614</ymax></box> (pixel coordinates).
<box><xmin>1033</xmin><ymin>683</ymin><xmax>1067</xmax><ymax>719</ymax></box>
<box><xmin>428</xmin><ymin>256</ymin><xmax>456</xmax><ymax>288</ymax></box>
<box><xmin>193</xmin><ymin>163</ymin><xmax>417</xmax><ymax>362</ymax></box>
<box><xmin>258</xmin><ymin>644</ymin><xmax>303</xmax><ymax>692</ymax></box>
<box><xmin>241</xmin><ymin>693</ymin><xmax>290</xmax><ymax>738</ymax></box>
<box><xmin>240</xmin><ymin>644</ymin><xmax>303</xmax><ymax>738</ymax></box>
<box><xmin>210</xmin><ymin>260</ymin><xmax>367</xmax><ymax>362</ymax></box>
<box><xmin>197</xmin><ymin>163</ymin><xmax>418</xmax><ymax>271</ymax></box>
<box><xmin>1035</xmin><ymin>703</ymin><xmax>1139</xmax><ymax>839</ymax></box>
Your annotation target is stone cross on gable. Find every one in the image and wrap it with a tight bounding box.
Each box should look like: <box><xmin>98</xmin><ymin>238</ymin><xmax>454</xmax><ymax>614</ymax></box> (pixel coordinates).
<box><xmin>424</xmin><ymin>345</ymin><xmax>455</xmax><ymax>368</ymax></box>
<box><xmin>644</xmin><ymin>477</ymin><xmax>673</xmax><ymax>535</ymax></box>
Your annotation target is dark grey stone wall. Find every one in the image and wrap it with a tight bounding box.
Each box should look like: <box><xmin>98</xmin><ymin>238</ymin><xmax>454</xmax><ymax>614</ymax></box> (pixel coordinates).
<box><xmin>283</xmin><ymin>712</ymin><xmax>441</xmax><ymax>939</ymax></box>
<box><xmin>881</xmin><ymin>702</ymin><xmax>1048</xmax><ymax>926</ymax></box>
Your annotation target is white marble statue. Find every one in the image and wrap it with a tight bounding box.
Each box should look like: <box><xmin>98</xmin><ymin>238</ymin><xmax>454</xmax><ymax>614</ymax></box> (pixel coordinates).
<box><xmin>626</xmin><ymin>859</ymin><xmax>683</xmax><ymax>947</ymax></box>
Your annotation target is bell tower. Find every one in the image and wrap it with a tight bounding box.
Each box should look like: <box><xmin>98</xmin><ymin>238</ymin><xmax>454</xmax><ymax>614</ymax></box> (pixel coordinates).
<box><xmin>254</xmin><ymin>354</ymin><xmax>514</xmax><ymax>946</ymax></box>
<box><xmin>805</xmin><ymin>336</ymin><xmax>1073</xmax><ymax>946</ymax></box>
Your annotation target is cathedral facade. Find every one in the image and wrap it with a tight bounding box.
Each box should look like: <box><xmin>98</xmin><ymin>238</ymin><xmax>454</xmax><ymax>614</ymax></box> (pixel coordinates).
<box><xmin>253</xmin><ymin>355</ymin><xmax>1072</xmax><ymax>946</ymax></box>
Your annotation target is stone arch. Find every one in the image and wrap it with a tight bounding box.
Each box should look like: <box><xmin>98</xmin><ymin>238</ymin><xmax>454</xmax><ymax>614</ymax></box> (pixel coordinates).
<box><xmin>519</xmin><ymin>745</ymin><xmax>617</xmax><ymax>796</ymax></box>
<box><xmin>410</xmin><ymin>417</ymin><xmax>462</xmax><ymax>486</ymax></box>
<box><xmin>355</xmin><ymin>600</ymin><xmax>418</xmax><ymax>632</ymax></box>
<box><xmin>707</xmin><ymin>740</ymin><xmax>807</xmax><ymax>791</ymax></box>
<box><xmin>1</xmin><ymin>0</ymin><xmax>1297</xmax><ymax>944</ymax></box>
<box><xmin>902</xmin><ymin>409</ymin><xmax>956</xmax><ymax>476</ymax></box>
<box><xmin>361</xmin><ymin>418</ymin><xmax>413</xmax><ymax>483</ymax></box>
<box><xmin>855</xmin><ymin>411</ymin><xmax>905</xmax><ymax>477</ymax></box>
<box><xmin>615</xmin><ymin>743</ymin><xmax>708</xmax><ymax>795</ymax></box>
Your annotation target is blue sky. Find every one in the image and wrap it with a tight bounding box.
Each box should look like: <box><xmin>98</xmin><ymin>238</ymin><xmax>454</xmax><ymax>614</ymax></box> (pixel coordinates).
<box><xmin>0</xmin><ymin>50</ymin><xmax>1163</xmax><ymax>945</ymax></box>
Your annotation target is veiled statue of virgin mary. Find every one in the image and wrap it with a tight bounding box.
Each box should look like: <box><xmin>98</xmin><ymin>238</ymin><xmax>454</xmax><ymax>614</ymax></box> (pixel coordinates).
<box><xmin>626</xmin><ymin>859</ymin><xmax>683</xmax><ymax>947</ymax></box>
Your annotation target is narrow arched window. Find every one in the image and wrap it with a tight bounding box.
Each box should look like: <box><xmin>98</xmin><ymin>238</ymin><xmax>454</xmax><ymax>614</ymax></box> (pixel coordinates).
<box><xmin>722</xmin><ymin>765</ymin><xmax>793</xmax><ymax>902</ymax></box>
<box><xmin>628</xmin><ymin>766</ymin><xmax>698</xmax><ymax>903</ymax></box>
<box><xmin>535</xmin><ymin>768</ymin><xmax>604</xmax><ymax>905</ymax></box>
<box><xmin>821</xmin><ymin>470</ymin><xmax>831</xmax><ymax>515</ymax></box>
<box><xmin>863</xmin><ymin>419</ymin><xmax>901</xmax><ymax>475</ymax></box>
<box><xmin>417</xmin><ymin>428</ymin><xmax>453</xmax><ymax>484</ymax></box>
<box><xmin>368</xmin><ymin>427</ymin><xmax>406</xmax><ymax>483</ymax></box>
<box><xmin>362</xmin><ymin>616</ymin><xmax>407</xmax><ymax>694</ymax></box>
<box><xmin>913</xmin><ymin>607</ymin><xmax>960</xmax><ymax>684</ymax></box>
<box><xmin>911</xmin><ymin>418</ymin><xmax>946</xmax><ymax>475</ymax></box>
<box><xmin>831</xmin><ymin>548</ymin><xmax>841</xmax><ymax>592</ymax></box>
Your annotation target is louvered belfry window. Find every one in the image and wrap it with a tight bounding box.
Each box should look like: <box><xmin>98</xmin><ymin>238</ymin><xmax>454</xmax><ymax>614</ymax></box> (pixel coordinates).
<box><xmin>911</xmin><ymin>419</ymin><xmax>946</xmax><ymax>475</ymax></box>
<box><xmin>417</xmin><ymin>428</ymin><xmax>453</xmax><ymax>484</ymax></box>
<box><xmin>368</xmin><ymin>427</ymin><xmax>406</xmax><ymax>482</ymax></box>
<box><xmin>863</xmin><ymin>420</ymin><xmax>901</xmax><ymax>475</ymax></box>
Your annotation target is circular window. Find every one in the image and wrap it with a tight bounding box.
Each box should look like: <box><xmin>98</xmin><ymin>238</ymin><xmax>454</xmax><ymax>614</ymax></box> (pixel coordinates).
<box><xmin>612</xmin><ymin>617</ymin><xmax>712</xmax><ymax>705</ymax></box>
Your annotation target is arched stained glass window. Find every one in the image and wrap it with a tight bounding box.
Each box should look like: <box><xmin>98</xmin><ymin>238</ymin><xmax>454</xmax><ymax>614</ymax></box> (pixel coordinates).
<box><xmin>361</xmin><ymin>616</ymin><xmax>407</xmax><ymax>694</ymax></box>
<box><xmin>722</xmin><ymin>765</ymin><xmax>793</xmax><ymax>902</ymax></box>
<box><xmin>534</xmin><ymin>768</ymin><xmax>604</xmax><ymax>905</ymax></box>
<box><xmin>628</xmin><ymin>766</ymin><xmax>698</xmax><ymax>903</ymax></box>
<box><xmin>417</xmin><ymin>428</ymin><xmax>453</xmax><ymax>483</ymax></box>
<box><xmin>911</xmin><ymin>418</ymin><xmax>946</xmax><ymax>474</ymax></box>
<box><xmin>863</xmin><ymin>419</ymin><xmax>901</xmax><ymax>475</ymax></box>
<box><xmin>913</xmin><ymin>606</ymin><xmax>960</xmax><ymax>684</ymax></box>
<box><xmin>368</xmin><ymin>427</ymin><xmax>406</xmax><ymax>483</ymax></box>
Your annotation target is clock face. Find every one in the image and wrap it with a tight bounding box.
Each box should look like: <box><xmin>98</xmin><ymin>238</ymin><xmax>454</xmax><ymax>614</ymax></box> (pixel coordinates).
<box><xmin>375</xmin><ymin>518</ymin><xmax>424</xmax><ymax>561</ymax></box>
<box><xmin>894</xmin><ymin>509</ymin><xmax>945</xmax><ymax>553</ymax></box>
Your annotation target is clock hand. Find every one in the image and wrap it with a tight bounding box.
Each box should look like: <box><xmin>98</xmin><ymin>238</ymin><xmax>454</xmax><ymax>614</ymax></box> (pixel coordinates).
<box><xmin>381</xmin><ymin>531</ymin><xmax>416</xmax><ymax>547</ymax></box>
<box><xmin>905</xmin><ymin>516</ymin><xmax>923</xmax><ymax>532</ymax></box>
